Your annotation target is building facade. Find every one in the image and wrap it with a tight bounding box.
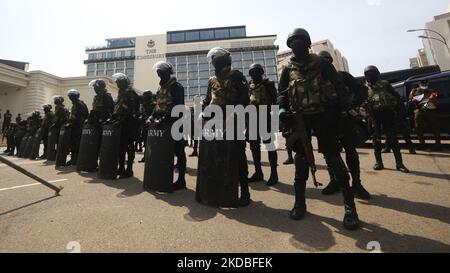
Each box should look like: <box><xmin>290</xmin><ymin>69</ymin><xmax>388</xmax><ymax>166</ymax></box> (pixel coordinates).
<box><xmin>421</xmin><ymin>11</ymin><xmax>450</xmax><ymax>70</ymax></box>
<box><xmin>277</xmin><ymin>39</ymin><xmax>350</xmax><ymax>76</ymax></box>
<box><xmin>85</xmin><ymin>26</ymin><xmax>279</xmax><ymax>101</ymax></box>
<box><xmin>0</xmin><ymin>61</ymin><xmax>118</xmax><ymax>119</ymax></box>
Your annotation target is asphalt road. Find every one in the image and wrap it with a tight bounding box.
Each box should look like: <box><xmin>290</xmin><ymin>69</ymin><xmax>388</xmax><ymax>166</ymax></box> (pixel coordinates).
<box><xmin>0</xmin><ymin>140</ymin><xmax>449</xmax><ymax>253</ymax></box>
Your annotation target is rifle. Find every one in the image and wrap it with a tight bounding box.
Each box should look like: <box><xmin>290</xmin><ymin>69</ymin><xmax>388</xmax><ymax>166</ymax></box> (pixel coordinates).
<box><xmin>286</xmin><ymin>112</ymin><xmax>322</xmax><ymax>188</ymax></box>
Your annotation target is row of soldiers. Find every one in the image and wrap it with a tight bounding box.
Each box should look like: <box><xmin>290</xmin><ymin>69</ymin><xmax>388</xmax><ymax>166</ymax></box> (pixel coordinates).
<box><xmin>2</xmin><ymin>27</ymin><xmax>441</xmax><ymax>232</ymax></box>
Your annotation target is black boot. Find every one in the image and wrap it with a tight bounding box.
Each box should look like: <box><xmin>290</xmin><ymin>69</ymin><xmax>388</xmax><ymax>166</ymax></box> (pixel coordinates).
<box><xmin>174</xmin><ymin>160</ymin><xmax>187</xmax><ymax>191</ymax></box>
<box><xmin>352</xmin><ymin>180</ymin><xmax>371</xmax><ymax>200</ymax></box>
<box><xmin>119</xmin><ymin>166</ymin><xmax>134</xmax><ymax>179</ymax></box>
<box><xmin>322</xmin><ymin>180</ymin><xmax>341</xmax><ymax>195</ymax></box>
<box><xmin>238</xmin><ymin>180</ymin><xmax>252</xmax><ymax>207</ymax></box>
<box><xmin>393</xmin><ymin>148</ymin><xmax>409</xmax><ymax>173</ymax></box>
<box><xmin>373</xmin><ymin>141</ymin><xmax>384</xmax><ymax>171</ymax></box>
<box><xmin>342</xmin><ymin>189</ymin><xmax>360</xmax><ymax>230</ymax></box>
<box><xmin>290</xmin><ymin>181</ymin><xmax>307</xmax><ymax>220</ymax></box>
<box><xmin>266</xmin><ymin>151</ymin><xmax>279</xmax><ymax>186</ymax></box>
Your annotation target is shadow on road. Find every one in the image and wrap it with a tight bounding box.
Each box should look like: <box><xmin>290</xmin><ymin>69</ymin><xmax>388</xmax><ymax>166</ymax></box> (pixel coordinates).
<box><xmin>0</xmin><ymin>196</ymin><xmax>58</xmax><ymax>216</ymax></box>
<box><xmin>79</xmin><ymin>172</ymin><xmax>145</xmax><ymax>198</ymax></box>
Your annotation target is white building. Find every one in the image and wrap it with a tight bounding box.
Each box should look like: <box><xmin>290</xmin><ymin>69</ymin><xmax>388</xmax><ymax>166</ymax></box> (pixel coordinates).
<box><xmin>421</xmin><ymin>11</ymin><xmax>450</xmax><ymax>70</ymax></box>
<box><xmin>277</xmin><ymin>39</ymin><xmax>350</xmax><ymax>76</ymax></box>
<box><xmin>0</xmin><ymin>60</ymin><xmax>118</xmax><ymax>119</ymax></box>
<box><xmin>85</xmin><ymin>26</ymin><xmax>279</xmax><ymax>101</ymax></box>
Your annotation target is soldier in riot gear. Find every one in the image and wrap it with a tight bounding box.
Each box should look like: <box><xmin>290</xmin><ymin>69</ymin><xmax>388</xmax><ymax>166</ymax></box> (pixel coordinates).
<box><xmin>138</xmin><ymin>90</ymin><xmax>155</xmax><ymax>163</ymax></box>
<box><xmin>39</xmin><ymin>105</ymin><xmax>54</xmax><ymax>159</ymax></box>
<box><xmin>4</xmin><ymin>123</ymin><xmax>17</xmax><ymax>155</ymax></box>
<box><xmin>278</xmin><ymin>28</ymin><xmax>360</xmax><ymax>230</ymax></box>
<box><xmin>197</xmin><ymin>47</ymin><xmax>251</xmax><ymax>207</ymax></box>
<box><xmin>89</xmin><ymin>79</ymin><xmax>115</xmax><ymax>125</ymax></box>
<box><xmin>364</xmin><ymin>65</ymin><xmax>409</xmax><ymax>173</ymax></box>
<box><xmin>247</xmin><ymin>63</ymin><xmax>279</xmax><ymax>186</ymax></box>
<box><xmin>111</xmin><ymin>73</ymin><xmax>140</xmax><ymax>179</ymax></box>
<box><xmin>145</xmin><ymin>62</ymin><xmax>186</xmax><ymax>191</ymax></box>
<box><xmin>64</xmin><ymin>89</ymin><xmax>89</xmax><ymax>166</ymax></box>
<box><xmin>318</xmin><ymin>51</ymin><xmax>370</xmax><ymax>200</ymax></box>
<box><xmin>51</xmin><ymin>96</ymin><xmax>69</xmax><ymax>140</ymax></box>
<box><xmin>14</xmin><ymin>120</ymin><xmax>28</xmax><ymax>156</ymax></box>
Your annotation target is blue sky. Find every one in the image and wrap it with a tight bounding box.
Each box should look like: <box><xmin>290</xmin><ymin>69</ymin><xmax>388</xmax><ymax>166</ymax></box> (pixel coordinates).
<box><xmin>0</xmin><ymin>0</ymin><xmax>449</xmax><ymax>77</ymax></box>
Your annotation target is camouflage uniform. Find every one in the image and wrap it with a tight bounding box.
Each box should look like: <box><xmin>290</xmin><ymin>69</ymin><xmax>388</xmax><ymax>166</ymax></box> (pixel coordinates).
<box><xmin>248</xmin><ymin>78</ymin><xmax>278</xmax><ymax>184</ymax></box>
<box><xmin>278</xmin><ymin>54</ymin><xmax>356</xmax><ymax>218</ymax></box>
<box><xmin>114</xmin><ymin>86</ymin><xmax>141</xmax><ymax>174</ymax></box>
<box><xmin>366</xmin><ymin>79</ymin><xmax>405</xmax><ymax>167</ymax></box>
<box><xmin>91</xmin><ymin>89</ymin><xmax>114</xmax><ymax>124</ymax></box>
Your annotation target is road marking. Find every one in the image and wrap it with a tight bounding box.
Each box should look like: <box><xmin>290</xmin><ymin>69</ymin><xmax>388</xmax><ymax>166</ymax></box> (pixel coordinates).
<box><xmin>0</xmin><ymin>179</ymin><xmax>68</xmax><ymax>192</ymax></box>
<box><xmin>0</xmin><ymin>160</ymin><xmax>46</xmax><ymax>168</ymax></box>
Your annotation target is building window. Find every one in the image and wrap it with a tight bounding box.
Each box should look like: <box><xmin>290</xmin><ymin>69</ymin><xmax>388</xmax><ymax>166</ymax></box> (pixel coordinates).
<box><xmin>229</xmin><ymin>27</ymin><xmax>246</xmax><ymax>38</ymax></box>
<box><xmin>265</xmin><ymin>59</ymin><xmax>276</xmax><ymax>66</ymax></box>
<box><xmin>107</xmin><ymin>63</ymin><xmax>115</xmax><ymax>69</ymax></box>
<box><xmin>265</xmin><ymin>51</ymin><xmax>276</xmax><ymax>58</ymax></box>
<box><xmin>200</xmin><ymin>79</ymin><xmax>209</xmax><ymax>86</ymax></box>
<box><xmin>106</xmin><ymin>70</ymin><xmax>114</xmax><ymax>76</ymax></box>
<box><xmin>167</xmin><ymin>57</ymin><xmax>176</xmax><ymax>66</ymax></box>
<box><xmin>188</xmin><ymin>71</ymin><xmax>198</xmax><ymax>78</ymax></box>
<box><xmin>200</xmin><ymin>87</ymin><xmax>208</xmax><ymax>95</ymax></box>
<box><xmin>88</xmin><ymin>53</ymin><xmax>96</xmax><ymax>61</ymax></box>
<box><xmin>188</xmin><ymin>55</ymin><xmax>198</xmax><ymax>63</ymax></box>
<box><xmin>97</xmin><ymin>63</ymin><xmax>105</xmax><ymax>70</ymax></box>
<box><xmin>200</xmin><ymin>30</ymin><xmax>214</xmax><ymax>40</ymax></box>
<box><xmin>243</xmin><ymin>60</ymin><xmax>252</xmax><ymax>68</ymax></box>
<box><xmin>242</xmin><ymin>52</ymin><xmax>253</xmax><ymax>60</ymax></box>
<box><xmin>254</xmin><ymin>51</ymin><xmax>264</xmax><ymax>59</ymax></box>
<box><xmin>178</xmin><ymin>72</ymin><xmax>187</xmax><ymax>79</ymax></box>
<box><xmin>215</xmin><ymin>29</ymin><xmax>230</xmax><ymax>39</ymax></box>
<box><xmin>115</xmin><ymin>69</ymin><xmax>125</xmax><ymax>74</ymax></box>
<box><xmin>116</xmin><ymin>61</ymin><xmax>125</xmax><ymax>69</ymax></box>
<box><xmin>188</xmin><ymin>64</ymin><xmax>198</xmax><ymax>71</ymax></box>
<box><xmin>87</xmin><ymin>64</ymin><xmax>96</xmax><ymax>71</ymax></box>
<box><xmin>266</xmin><ymin>66</ymin><xmax>277</xmax><ymax>75</ymax></box>
<box><xmin>231</xmin><ymin>52</ymin><xmax>242</xmax><ymax>60</ymax></box>
<box><xmin>177</xmin><ymin>64</ymin><xmax>187</xmax><ymax>72</ymax></box>
<box><xmin>199</xmin><ymin>64</ymin><xmax>209</xmax><ymax>71</ymax></box>
<box><xmin>120</xmin><ymin>51</ymin><xmax>126</xmax><ymax>58</ymax></box>
<box><xmin>177</xmin><ymin>56</ymin><xmax>187</xmax><ymax>64</ymax></box>
<box><xmin>107</xmin><ymin>52</ymin><xmax>115</xmax><ymax>59</ymax></box>
<box><xmin>126</xmin><ymin>68</ymin><xmax>134</xmax><ymax>76</ymax></box>
<box><xmin>169</xmin><ymin>32</ymin><xmax>185</xmax><ymax>43</ymax></box>
<box><xmin>97</xmin><ymin>70</ymin><xmax>106</xmax><ymax>76</ymax></box>
<box><xmin>198</xmin><ymin>56</ymin><xmax>208</xmax><ymax>63</ymax></box>
<box><xmin>179</xmin><ymin>80</ymin><xmax>188</xmax><ymax>87</ymax></box>
<box><xmin>189</xmin><ymin>79</ymin><xmax>199</xmax><ymax>86</ymax></box>
<box><xmin>199</xmin><ymin>71</ymin><xmax>209</xmax><ymax>78</ymax></box>
<box><xmin>126</xmin><ymin>61</ymin><xmax>134</xmax><ymax>68</ymax></box>
<box><xmin>87</xmin><ymin>71</ymin><xmax>95</xmax><ymax>77</ymax></box>
<box><xmin>185</xmin><ymin>31</ymin><xmax>200</xmax><ymax>41</ymax></box>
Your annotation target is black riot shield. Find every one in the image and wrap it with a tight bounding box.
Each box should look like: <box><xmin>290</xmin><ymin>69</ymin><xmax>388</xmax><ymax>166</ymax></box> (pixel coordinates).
<box><xmin>98</xmin><ymin>123</ymin><xmax>121</xmax><ymax>180</ymax></box>
<box><xmin>46</xmin><ymin>127</ymin><xmax>58</xmax><ymax>162</ymax></box>
<box><xmin>29</xmin><ymin>129</ymin><xmax>43</xmax><ymax>160</ymax></box>
<box><xmin>22</xmin><ymin>135</ymin><xmax>34</xmax><ymax>159</ymax></box>
<box><xmin>55</xmin><ymin>125</ymin><xmax>71</xmax><ymax>167</ymax></box>
<box><xmin>76</xmin><ymin>123</ymin><xmax>101</xmax><ymax>173</ymax></box>
<box><xmin>143</xmin><ymin>123</ymin><xmax>175</xmax><ymax>193</ymax></box>
<box><xmin>18</xmin><ymin>135</ymin><xmax>30</xmax><ymax>158</ymax></box>
<box><xmin>196</xmin><ymin>132</ymin><xmax>240</xmax><ymax>208</ymax></box>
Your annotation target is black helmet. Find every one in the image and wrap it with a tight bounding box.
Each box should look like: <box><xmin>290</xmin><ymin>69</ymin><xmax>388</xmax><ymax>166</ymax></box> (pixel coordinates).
<box><xmin>249</xmin><ymin>63</ymin><xmax>265</xmax><ymax>75</ymax></box>
<box><xmin>318</xmin><ymin>51</ymin><xmax>333</xmax><ymax>63</ymax></box>
<box><xmin>89</xmin><ymin>79</ymin><xmax>106</xmax><ymax>90</ymax></box>
<box><xmin>53</xmin><ymin>96</ymin><xmax>64</xmax><ymax>105</ymax></box>
<box><xmin>152</xmin><ymin>61</ymin><xmax>174</xmax><ymax>75</ymax></box>
<box><xmin>207</xmin><ymin>47</ymin><xmax>232</xmax><ymax>66</ymax></box>
<box><xmin>142</xmin><ymin>90</ymin><xmax>154</xmax><ymax>101</ymax></box>
<box><xmin>67</xmin><ymin>89</ymin><xmax>81</xmax><ymax>100</ymax></box>
<box><xmin>43</xmin><ymin>104</ymin><xmax>52</xmax><ymax>111</ymax></box>
<box><xmin>287</xmin><ymin>28</ymin><xmax>312</xmax><ymax>48</ymax></box>
<box><xmin>364</xmin><ymin>65</ymin><xmax>380</xmax><ymax>75</ymax></box>
<box><xmin>112</xmin><ymin>73</ymin><xmax>131</xmax><ymax>86</ymax></box>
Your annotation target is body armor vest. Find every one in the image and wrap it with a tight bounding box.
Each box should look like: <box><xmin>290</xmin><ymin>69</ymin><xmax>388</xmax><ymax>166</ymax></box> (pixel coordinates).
<box><xmin>249</xmin><ymin>79</ymin><xmax>271</xmax><ymax>105</ymax></box>
<box><xmin>287</xmin><ymin>55</ymin><xmax>338</xmax><ymax>114</ymax></box>
<box><xmin>155</xmin><ymin>78</ymin><xmax>176</xmax><ymax>114</ymax></box>
<box><xmin>210</xmin><ymin>70</ymin><xmax>241</xmax><ymax>107</ymax></box>
<box><xmin>367</xmin><ymin>80</ymin><xmax>398</xmax><ymax>111</ymax></box>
